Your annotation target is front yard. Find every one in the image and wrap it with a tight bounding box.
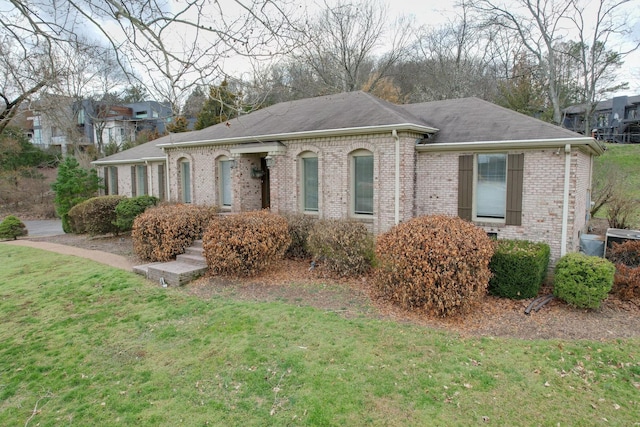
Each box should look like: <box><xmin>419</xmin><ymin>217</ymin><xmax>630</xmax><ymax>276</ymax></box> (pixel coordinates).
<box><xmin>1</xmin><ymin>244</ymin><xmax>639</xmax><ymax>426</ymax></box>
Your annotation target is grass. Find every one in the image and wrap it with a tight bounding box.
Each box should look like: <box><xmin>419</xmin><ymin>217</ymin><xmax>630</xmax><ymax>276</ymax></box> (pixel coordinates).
<box><xmin>595</xmin><ymin>143</ymin><xmax>640</xmax><ymax>200</ymax></box>
<box><xmin>1</xmin><ymin>245</ymin><xmax>640</xmax><ymax>426</ymax></box>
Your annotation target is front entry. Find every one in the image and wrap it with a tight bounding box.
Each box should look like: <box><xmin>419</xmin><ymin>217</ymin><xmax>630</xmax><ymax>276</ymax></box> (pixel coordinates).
<box><xmin>261</xmin><ymin>157</ymin><xmax>270</xmax><ymax>209</ymax></box>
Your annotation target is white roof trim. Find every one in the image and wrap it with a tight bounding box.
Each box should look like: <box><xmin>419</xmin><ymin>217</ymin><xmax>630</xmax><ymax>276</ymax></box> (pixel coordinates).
<box><xmin>92</xmin><ymin>156</ymin><xmax>166</xmax><ymax>166</ymax></box>
<box><xmin>415</xmin><ymin>137</ymin><xmax>604</xmax><ymax>155</ymax></box>
<box><xmin>157</xmin><ymin>123</ymin><xmax>438</xmax><ymax>149</ymax></box>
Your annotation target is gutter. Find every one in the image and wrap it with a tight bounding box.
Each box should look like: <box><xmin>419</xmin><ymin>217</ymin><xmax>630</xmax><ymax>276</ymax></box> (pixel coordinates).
<box><xmin>415</xmin><ymin>137</ymin><xmax>604</xmax><ymax>156</ymax></box>
<box><xmin>92</xmin><ymin>156</ymin><xmax>165</xmax><ymax>166</ymax></box>
<box><xmin>561</xmin><ymin>144</ymin><xmax>571</xmax><ymax>257</ymax></box>
<box><xmin>157</xmin><ymin>123</ymin><xmax>439</xmax><ymax>149</ymax></box>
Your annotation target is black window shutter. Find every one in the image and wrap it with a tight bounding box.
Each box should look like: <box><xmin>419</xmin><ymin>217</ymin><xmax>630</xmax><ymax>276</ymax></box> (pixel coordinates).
<box><xmin>458</xmin><ymin>155</ymin><xmax>473</xmax><ymax>220</ymax></box>
<box><xmin>506</xmin><ymin>154</ymin><xmax>524</xmax><ymax>226</ymax></box>
<box><xmin>113</xmin><ymin>168</ymin><xmax>118</xmax><ymax>195</ymax></box>
<box><xmin>104</xmin><ymin>167</ymin><xmax>109</xmax><ymax>195</ymax></box>
<box><xmin>131</xmin><ymin>166</ymin><xmax>137</xmax><ymax>197</ymax></box>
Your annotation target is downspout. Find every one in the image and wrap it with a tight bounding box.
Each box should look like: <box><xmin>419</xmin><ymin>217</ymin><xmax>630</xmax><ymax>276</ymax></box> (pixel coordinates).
<box><xmin>392</xmin><ymin>129</ymin><xmax>400</xmax><ymax>225</ymax></box>
<box><xmin>561</xmin><ymin>144</ymin><xmax>571</xmax><ymax>256</ymax></box>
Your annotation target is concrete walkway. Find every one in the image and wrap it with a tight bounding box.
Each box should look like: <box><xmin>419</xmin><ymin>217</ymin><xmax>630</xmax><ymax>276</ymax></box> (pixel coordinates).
<box><xmin>2</xmin><ymin>240</ymin><xmax>134</xmax><ymax>271</ymax></box>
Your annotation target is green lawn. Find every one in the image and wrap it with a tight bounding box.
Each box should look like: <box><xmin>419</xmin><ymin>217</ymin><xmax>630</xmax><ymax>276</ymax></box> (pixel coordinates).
<box><xmin>1</xmin><ymin>245</ymin><xmax>639</xmax><ymax>426</ymax></box>
<box><xmin>595</xmin><ymin>143</ymin><xmax>640</xmax><ymax>200</ymax></box>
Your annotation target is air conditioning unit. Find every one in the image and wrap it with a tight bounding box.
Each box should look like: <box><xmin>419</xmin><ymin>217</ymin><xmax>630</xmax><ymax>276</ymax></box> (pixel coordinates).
<box><xmin>605</xmin><ymin>228</ymin><xmax>640</xmax><ymax>257</ymax></box>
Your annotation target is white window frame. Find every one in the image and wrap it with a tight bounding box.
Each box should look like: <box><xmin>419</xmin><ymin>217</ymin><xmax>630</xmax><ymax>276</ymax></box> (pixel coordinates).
<box><xmin>135</xmin><ymin>165</ymin><xmax>147</xmax><ymax>196</ymax></box>
<box><xmin>218</xmin><ymin>156</ymin><xmax>232</xmax><ymax>209</ymax></box>
<box><xmin>299</xmin><ymin>152</ymin><xmax>319</xmax><ymax>213</ymax></box>
<box><xmin>473</xmin><ymin>153</ymin><xmax>507</xmax><ymax>223</ymax></box>
<box><xmin>180</xmin><ymin>160</ymin><xmax>192</xmax><ymax>203</ymax></box>
<box><xmin>351</xmin><ymin>150</ymin><xmax>374</xmax><ymax>216</ymax></box>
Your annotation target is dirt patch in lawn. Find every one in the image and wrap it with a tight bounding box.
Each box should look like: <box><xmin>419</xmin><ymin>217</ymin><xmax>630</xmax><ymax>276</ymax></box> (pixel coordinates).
<box><xmin>23</xmin><ymin>233</ymin><xmax>640</xmax><ymax>341</ymax></box>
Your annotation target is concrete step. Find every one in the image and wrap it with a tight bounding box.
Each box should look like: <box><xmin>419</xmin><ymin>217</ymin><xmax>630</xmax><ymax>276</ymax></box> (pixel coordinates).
<box><xmin>192</xmin><ymin>239</ymin><xmax>203</xmax><ymax>248</ymax></box>
<box><xmin>145</xmin><ymin>261</ymin><xmax>207</xmax><ymax>287</ymax></box>
<box><xmin>184</xmin><ymin>246</ymin><xmax>204</xmax><ymax>256</ymax></box>
<box><xmin>176</xmin><ymin>253</ymin><xmax>207</xmax><ymax>266</ymax></box>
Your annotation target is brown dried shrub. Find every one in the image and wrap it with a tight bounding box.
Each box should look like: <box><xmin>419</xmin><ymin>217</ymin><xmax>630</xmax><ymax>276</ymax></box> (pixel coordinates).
<box><xmin>132</xmin><ymin>203</ymin><xmax>219</xmax><ymax>262</ymax></box>
<box><xmin>607</xmin><ymin>240</ymin><xmax>640</xmax><ymax>300</ymax></box>
<box><xmin>202</xmin><ymin>210</ymin><xmax>291</xmax><ymax>277</ymax></box>
<box><xmin>373</xmin><ymin>215</ymin><xmax>495</xmax><ymax>317</ymax></box>
<box><xmin>283</xmin><ymin>213</ymin><xmax>316</xmax><ymax>259</ymax></box>
<box><xmin>613</xmin><ymin>264</ymin><xmax>640</xmax><ymax>301</ymax></box>
<box><xmin>306</xmin><ymin>219</ymin><xmax>374</xmax><ymax>277</ymax></box>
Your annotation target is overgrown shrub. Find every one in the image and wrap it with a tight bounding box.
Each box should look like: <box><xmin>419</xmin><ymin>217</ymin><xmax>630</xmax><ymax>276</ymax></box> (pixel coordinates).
<box><xmin>132</xmin><ymin>203</ymin><xmax>219</xmax><ymax>262</ymax></box>
<box><xmin>202</xmin><ymin>210</ymin><xmax>291</xmax><ymax>276</ymax></box>
<box><xmin>114</xmin><ymin>195</ymin><xmax>159</xmax><ymax>231</ymax></box>
<box><xmin>489</xmin><ymin>240</ymin><xmax>550</xmax><ymax>299</ymax></box>
<box><xmin>606</xmin><ymin>240</ymin><xmax>640</xmax><ymax>300</ymax></box>
<box><xmin>373</xmin><ymin>215</ymin><xmax>494</xmax><ymax>317</ymax></box>
<box><xmin>606</xmin><ymin>240</ymin><xmax>640</xmax><ymax>268</ymax></box>
<box><xmin>283</xmin><ymin>213</ymin><xmax>316</xmax><ymax>259</ymax></box>
<box><xmin>0</xmin><ymin>215</ymin><xmax>28</xmax><ymax>240</ymax></box>
<box><xmin>306</xmin><ymin>219</ymin><xmax>374</xmax><ymax>277</ymax></box>
<box><xmin>67</xmin><ymin>195</ymin><xmax>125</xmax><ymax>235</ymax></box>
<box><xmin>553</xmin><ymin>253</ymin><xmax>615</xmax><ymax>309</ymax></box>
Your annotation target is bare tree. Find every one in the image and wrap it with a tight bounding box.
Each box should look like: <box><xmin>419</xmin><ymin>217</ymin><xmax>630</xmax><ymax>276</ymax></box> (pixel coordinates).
<box><xmin>564</xmin><ymin>0</ymin><xmax>639</xmax><ymax>134</ymax></box>
<box><xmin>294</xmin><ymin>0</ymin><xmax>411</xmax><ymax>94</ymax></box>
<box><xmin>470</xmin><ymin>0</ymin><xmax>637</xmax><ymax>125</ymax></box>
<box><xmin>1</xmin><ymin>0</ymin><xmax>301</xmax><ymax>134</ymax></box>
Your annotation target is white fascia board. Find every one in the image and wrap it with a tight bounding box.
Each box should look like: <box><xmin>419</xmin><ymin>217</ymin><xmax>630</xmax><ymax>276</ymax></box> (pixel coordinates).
<box><xmin>157</xmin><ymin>123</ymin><xmax>439</xmax><ymax>149</ymax></box>
<box><xmin>415</xmin><ymin>137</ymin><xmax>604</xmax><ymax>155</ymax></box>
<box><xmin>92</xmin><ymin>156</ymin><xmax>166</xmax><ymax>166</ymax></box>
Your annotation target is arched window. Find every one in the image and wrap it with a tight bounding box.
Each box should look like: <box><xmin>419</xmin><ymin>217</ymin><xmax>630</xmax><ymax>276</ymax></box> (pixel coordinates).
<box><xmin>179</xmin><ymin>159</ymin><xmax>192</xmax><ymax>203</ymax></box>
<box><xmin>218</xmin><ymin>156</ymin><xmax>232</xmax><ymax>208</ymax></box>
<box><xmin>351</xmin><ymin>149</ymin><xmax>373</xmax><ymax>215</ymax></box>
<box><xmin>299</xmin><ymin>151</ymin><xmax>318</xmax><ymax>212</ymax></box>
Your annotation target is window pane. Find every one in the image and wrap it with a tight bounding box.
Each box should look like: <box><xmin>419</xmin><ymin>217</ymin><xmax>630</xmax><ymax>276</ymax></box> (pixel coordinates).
<box><xmin>136</xmin><ymin>165</ymin><xmax>147</xmax><ymax>196</ymax></box>
<box><xmin>181</xmin><ymin>161</ymin><xmax>191</xmax><ymax>203</ymax></box>
<box><xmin>109</xmin><ymin>167</ymin><xmax>118</xmax><ymax>195</ymax></box>
<box><xmin>303</xmin><ymin>157</ymin><xmax>318</xmax><ymax>211</ymax></box>
<box><xmin>220</xmin><ymin>160</ymin><xmax>232</xmax><ymax>206</ymax></box>
<box><xmin>354</xmin><ymin>155</ymin><xmax>373</xmax><ymax>215</ymax></box>
<box><xmin>476</xmin><ymin>154</ymin><xmax>506</xmax><ymax>218</ymax></box>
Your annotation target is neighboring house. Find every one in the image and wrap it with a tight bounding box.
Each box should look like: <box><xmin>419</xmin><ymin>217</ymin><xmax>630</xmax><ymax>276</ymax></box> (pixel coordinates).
<box><xmin>562</xmin><ymin>95</ymin><xmax>640</xmax><ymax>143</ymax></box>
<box><xmin>93</xmin><ymin>91</ymin><xmax>604</xmax><ymax>264</ymax></box>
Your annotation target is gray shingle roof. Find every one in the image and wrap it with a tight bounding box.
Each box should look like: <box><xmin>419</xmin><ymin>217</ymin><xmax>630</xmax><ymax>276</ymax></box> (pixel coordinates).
<box><xmin>94</xmin><ymin>91</ymin><xmax>587</xmax><ymax>165</ymax></box>
<box><xmin>402</xmin><ymin>97</ymin><xmax>583</xmax><ymax>143</ymax></box>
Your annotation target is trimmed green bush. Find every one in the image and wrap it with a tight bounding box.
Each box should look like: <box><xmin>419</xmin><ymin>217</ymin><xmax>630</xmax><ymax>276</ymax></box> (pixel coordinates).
<box><xmin>489</xmin><ymin>240</ymin><xmax>550</xmax><ymax>299</ymax></box>
<box><xmin>283</xmin><ymin>213</ymin><xmax>316</xmax><ymax>259</ymax></box>
<box><xmin>203</xmin><ymin>210</ymin><xmax>291</xmax><ymax>276</ymax></box>
<box><xmin>553</xmin><ymin>253</ymin><xmax>615</xmax><ymax>309</ymax></box>
<box><xmin>307</xmin><ymin>219</ymin><xmax>374</xmax><ymax>277</ymax></box>
<box><xmin>373</xmin><ymin>215</ymin><xmax>494</xmax><ymax>317</ymax></box>
<box><xmin>0</xmin><ymin>215</ymin><xmax>28</xmax><ymax>240</ymax></box>
<box><xmin>114</xmin><ymin>195</ymin><xmax>159</xmax><ymax>231</ymax></box>
<box><xmin>132</xmin><ymin>204</ymin><xmax>219</xmax><ymax>262</ymax></box>
<box><xmin>67</xmin><ymin>195</ymin><xmax>125</xmax><ymax>235</ymax></box>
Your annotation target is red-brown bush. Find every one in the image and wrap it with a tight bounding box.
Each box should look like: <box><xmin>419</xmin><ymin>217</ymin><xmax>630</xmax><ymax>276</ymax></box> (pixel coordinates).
<box><xmin>613</xmin><ymin>264</ymin><xmax>640</xmax><ymax>301</ymax></box>
<box><xmin>373</xmin><ymin>215</ymin><xmax>495</xmax><ymax>317</ymax></box>
<box><xmin>132</xmin><ymin>203</ymin><xmax>219</xmax><ymax>262</ymax></box>
<box><xmin>202</xmin><ymin>210</ymin><xmax>291</xmax><ymax>277</ymax></box>
<box><xmin>606</xmin><ymin>240</ymin><xmax>640</xmax><ymax>268</ymax></box>
<box><xmin>283</xmin><ymin>213</ymin><xmax>316</xmax><ymax>259</ymax></box>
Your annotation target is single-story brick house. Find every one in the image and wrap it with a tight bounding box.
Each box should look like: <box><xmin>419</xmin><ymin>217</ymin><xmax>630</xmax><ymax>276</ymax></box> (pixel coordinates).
<box><xmin>93</xmin><ymin>91</ymin><xmax>604</xmax><ymax>263</ymax></box>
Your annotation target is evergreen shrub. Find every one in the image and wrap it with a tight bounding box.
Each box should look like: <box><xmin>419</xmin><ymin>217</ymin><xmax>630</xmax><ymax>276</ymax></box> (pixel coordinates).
<box><xmin>114</xmin><ymin>195</ymin><xmax>159</xmax><ymax>231</ymax></box>
<box><xmin>488</xmin><ymin>239</ymin><xmax>550</xmax><ymax>299</ymax></box>
<box><xmin>306</xmin><ymin>219</ymin><xmax>374</xmax><ymax>277</ymax></box>
<box><xmin>553</xmin><ymin>253</ymin><xmax>615</xmax><ymax>309</ymax></box>
<box><xmin>68</xmin><ymin>195</ymin><xmax>125</xmax><ymax>235</ymax></box>
<box><xmin>0</xmin><ymin>215</ymin><xmax>28</xmax><ymax>240</ymax></box>
<box><xmin>132</xmin><ymin>204</ymin><xmax>219</xmax><ymax>262</ymax></box>
<box><xmin>373</xmin><ymin>215</ymin><xmax>494</xmax><ymax>317</ymax></box>
<box><xmin>203</xmin><ymin>210</ymin><xmax>291</xmax><ymax>276</ymax></box>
